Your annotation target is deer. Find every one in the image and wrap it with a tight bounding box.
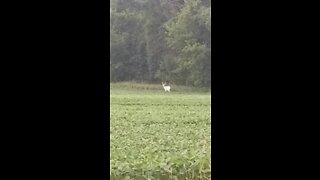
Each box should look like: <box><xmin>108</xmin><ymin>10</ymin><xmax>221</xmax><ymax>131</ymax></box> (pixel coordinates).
<box><xmin>162</xmin><ymin>82</ymin><xmax>171</xmax><ymax>92</ymax></box>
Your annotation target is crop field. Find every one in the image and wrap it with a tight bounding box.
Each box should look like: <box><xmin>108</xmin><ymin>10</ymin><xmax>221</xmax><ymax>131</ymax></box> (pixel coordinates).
<box><xmin>110</xmin><ymin>83</ymin><xmax>211</xmax><ymax>180</ymax></box>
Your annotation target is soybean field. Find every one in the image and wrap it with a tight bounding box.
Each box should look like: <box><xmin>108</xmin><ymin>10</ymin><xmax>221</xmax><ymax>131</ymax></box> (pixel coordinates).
<box><xmin>110</xmin><ymin>83</ymin><xmax>211</xmax><ymax>180</ymax></box>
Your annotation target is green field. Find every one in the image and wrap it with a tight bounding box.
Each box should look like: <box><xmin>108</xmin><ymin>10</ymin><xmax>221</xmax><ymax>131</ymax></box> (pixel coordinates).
<box><xmin>110</xmin><ymin>83</ymin><xmax>211</xmax><ymax>180</ymax></box>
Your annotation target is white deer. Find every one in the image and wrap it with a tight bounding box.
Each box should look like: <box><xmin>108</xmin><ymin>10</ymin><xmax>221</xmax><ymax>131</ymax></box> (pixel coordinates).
<box><xmin>162</xmin><ymin>82</ymin><xmax>171</xmax><ymax>92</ymax></box>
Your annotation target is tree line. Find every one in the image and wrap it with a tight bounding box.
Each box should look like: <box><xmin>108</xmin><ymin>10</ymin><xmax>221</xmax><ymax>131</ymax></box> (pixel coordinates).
<box><xmin>111</xmin><ymin>0</ymin><xmax>211</xmax><ymax>87</ymax></box>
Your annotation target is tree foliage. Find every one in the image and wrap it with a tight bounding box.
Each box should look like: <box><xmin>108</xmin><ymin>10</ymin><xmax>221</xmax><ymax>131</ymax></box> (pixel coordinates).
<box><xmin>110</xmin><ymin>0</ymin><xmax>211</xmax><ymax>87</ymax></box>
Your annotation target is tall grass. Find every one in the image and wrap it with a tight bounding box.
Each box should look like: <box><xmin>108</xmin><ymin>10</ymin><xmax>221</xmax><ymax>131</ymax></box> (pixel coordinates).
<box><xmin>110</xmin><ymin>82</ymin><xmax>210</xmax><ymax>93</ymax></box>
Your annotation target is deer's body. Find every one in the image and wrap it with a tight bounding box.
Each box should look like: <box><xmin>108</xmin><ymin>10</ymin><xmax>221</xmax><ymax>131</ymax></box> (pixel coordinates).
<box><xmin>162</xmin><ymin>82</ymin><xmax>171</xmax><ymax>92</ymax></box>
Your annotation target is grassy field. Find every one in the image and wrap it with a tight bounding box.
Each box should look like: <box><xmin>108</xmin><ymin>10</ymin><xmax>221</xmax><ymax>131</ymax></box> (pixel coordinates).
<box><xmin>110</xmin><ymin>82</ymin><xmax>211</xmax><ymax>180</ymax></box>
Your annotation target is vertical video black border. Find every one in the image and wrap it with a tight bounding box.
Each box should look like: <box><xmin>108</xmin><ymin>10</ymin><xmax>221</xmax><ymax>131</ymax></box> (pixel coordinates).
<box><xmin>212</xmin><ymin>0</ymin><xmax>225</xmax><ymax>179</ymax></box>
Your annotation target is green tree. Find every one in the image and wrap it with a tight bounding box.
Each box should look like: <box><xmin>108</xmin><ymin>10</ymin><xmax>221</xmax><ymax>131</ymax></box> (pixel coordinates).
<box><xmin>110</xmin><ymin>0</ymin><xmax>211</xmax><ymax>87</ymax></box>
<box><xmin>110</xmin><ymin>1</ymin><xmax>148</xmax><ymax>81</ymax></box>
<box><xmin>163</xmin><ymin>0</ymin><xmax>211</xmax><ymax>87</ymax></box>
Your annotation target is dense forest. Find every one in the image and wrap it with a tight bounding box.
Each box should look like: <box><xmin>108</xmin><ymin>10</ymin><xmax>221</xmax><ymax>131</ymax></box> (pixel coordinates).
<box><xmin>111</xmin><ymin>0</ymin><xmax>211</xmax><ymax>87</ymax></box>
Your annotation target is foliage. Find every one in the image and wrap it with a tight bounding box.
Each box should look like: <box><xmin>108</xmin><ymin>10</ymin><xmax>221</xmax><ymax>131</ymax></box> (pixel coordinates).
<box><xmin>110</xmin><ymin>83</ymin><xmax>211</xmax><ymax>179</ymax></box>
<box><xmin>110</xmin><ymin>0</ymin><xmax>211</xmax><ymax>87</ymax></box>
